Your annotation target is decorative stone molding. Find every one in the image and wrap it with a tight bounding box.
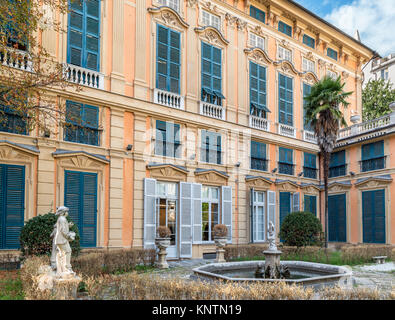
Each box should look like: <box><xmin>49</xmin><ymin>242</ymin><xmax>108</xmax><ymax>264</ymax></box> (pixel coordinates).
<box><xmin>194</xmin><ymin>26</ymin><xmax>229</xmax><ymax>46</ymax></box>
<box><xmin>202</xmin><ymin>1</ymin><xmax>220</xmax><ymax>14</ymax></box>
<box><xmin>244</xmin><ymin>47</ymin><xmax>274</xmax><ymax>65</ymax></box>
<box><xmin>342</xmin><ymin>71</ymin><xmax>349</xmax><ymax>80</ymax></box>
<box><xmin>147</xmin><ymin>164</ymin><xmax>188</xmax><ymax>181</ymax></box>
<box><xmin>318</xmin><ymin>59</ymin><xmax>326</xmax><ymax>69</ymax></box>
<box><xmin>275</xmin><ymin>181</ymin><xmax>299</xmax><ymax>192</ymax></box>
<box><xmin>55</xmin><ymin>153</ymin><xmax>108</xmax><ymax>170</ymax></box>
<box><xmin>0</xmin><ymin>143</ymin><xmax>38</xmax><ymax>162</ymax></box>
<box><xmin>186</xmin><ymin>0</ymin><xmax>198</xmax><ymax>7</ymax></box>
<box><xmin>300</xmin><ymin>184</ymin><xmax>321</xmax><ymax>195</ymax></box>
<box><xmin>275</xmin><ymin>60</ymin><xmax>302</xmax><ymax>77</ymax></box>
<box><xmin>225</xmin><ymin>13</ymin><xmax>247</xmax><ymax>31</ymax></box>
<box><xmin>245</xmin><ymin>176</ymin><xmax>273</xmax><ymax>190</ymax></box>
<box><xmin>303</xmin><ymin>71</ymin><xmax>319</xmax><ymax>84</ymax></box>
<box><xmin>148</xmin><ymin>6</ymin><xmax>189</xmax><ymax>29</ymax></box>
<box><xmin>354</xmin><ymin>177</ymin><xmax>393</xmax><ymax>189</ymax></box>
<box><xmin>328</xmin><ymin>182</ymin><xmax>352</xmax><ymax>193</ymax></box>
<box><xmin>195</xmin><ymin>169</ymin><xmax>229</xmax><ymax>185</ymax></box>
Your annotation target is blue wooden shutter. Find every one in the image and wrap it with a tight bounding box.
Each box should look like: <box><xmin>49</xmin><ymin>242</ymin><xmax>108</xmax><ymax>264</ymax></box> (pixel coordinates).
<box><xmin>68</xmin><ymin>0</ymin><xmax>100</xmax><ymax>71</ymax></box>
<box><xmin>363</xmin><ymin>190</ymin><xmax>385</xmax><ymax>244</ymax></box>
<box><xmin>82</xmin><ymin>105</ymin><xmax>99</xmax><ymax>146</ymax></box>
<box><xmin>303</xmin><ymin>35</ymin><xmax>315</xmax><ymax>49</ymax></box>
<box><xmin>81</xmin><ymin>172</ymin><xmax>97</xmax><ymax>247</ymax></box>
<box><xmin>303</xmin><ymin>83</ymin><xmax>313</xmax><ymax>130</ymax></box>
<box><xmin>155</xmin><ymin>120</ymin><xmax>166</xmax><ymax>156</ymax></box>
<box><xmin>201</xmin><ymin>42</ymin><xmax>223</xmax><ymax>105</ymax></box>
<box><xmin>278</xmin><ymin>21</ymin><xmax>292</xmax><ymax>37</ymax></box>
<box><xmin>328</xmin><ymin>194</ymin><xmax>346</xmax><ymax>242</ymax></box>
<box><xmin>304</xmin><ymin>195</ymin><xmax>317</xmax><ymax>216</ymax></box>
<box><xmin>0</xmin><ymin>164</ymin><xmax>25</xmax><ymax>249</ymax></box>
<box><xmin>250</xmin><ymin>6</ymin><xmax>265</xmax><ymax>23</ymax></box>
<box><xmin>279</xmin><ymin>73</ymin><xmax>293</xmax><ymax>126</ymax></box>
<box><xmin>65</xmin><ymin>170</ymin><xmax>97</xmax><ymax>248</ymax></box>
<box><xmin>250</xmin><ymin>62</ymin><xmax>268</xmax><ymax>118</ymax></box>
<box><xmin>156</xmin><ymin>25</ymin><xmax>181</xmax><ymax>94</ymax></box>
<box><xmin>279</xmin><ymin>192</ymin><xmax>291</xmax><ymax>242</ymax></box>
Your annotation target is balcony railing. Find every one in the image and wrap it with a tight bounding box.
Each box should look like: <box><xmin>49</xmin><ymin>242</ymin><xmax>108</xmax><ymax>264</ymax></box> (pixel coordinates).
<box><xmin>278</xmin><ymin>123</ymin><xmax>296</xmax><ymax>138</ymax></box>
<box><xmin>303</xmin><ymin>167</ymin><xmax>317</xmax><ymax>179</ymax></box>
<box><xmin>329</xmin><ymin>164</ymin><xmax>347</xmax><ymax>178</ymax></box>
<box><xmin>360</xmin><ymin>156</ymin><xmax>386</xmax><ymax>172</ymax></box>
<box><xmin>303</xmin><ymin>130</ymin><xmax>317</xmax><ymax>143</ymax></box>
<box><xmin>249</xmin><ymin>115</ymin><xmax>270</xmax><ymax>132</ymax></box>
<box><xmin>63</xmin><ymin>64</ymin><xmax>104</xmax><ymax>90</ymax></box>
<box><xmin>154</xmin><ymin>88</ymin><xmax>184</xmax><ymax>110</ymax></box>
<box><xmin>338</xmin><ymin>114</ymin><xmax>392</xmax><ymax>140</ymax></box>
<box><xmin>278</xmin><ymin>162</ymin><xmax>294</xmax><ymax>175</ymax></box>
<box><xmin>0</xmin><ymin>46</ymin><xmax>32</xmax><ymax>72</ymax></box>
<box><xmin>200</xmin><ymin>101</ymin><xmax>225</xmax><ymax>120</ymax></box>
<box><xmin>251</xmin><ymin>158</ymin><xmax>268</xmax><ymax>172</ymax></box>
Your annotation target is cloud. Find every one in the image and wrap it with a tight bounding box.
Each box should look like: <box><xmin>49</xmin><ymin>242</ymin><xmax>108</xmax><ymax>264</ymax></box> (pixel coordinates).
<box><xmin>324</xmin><ymin>0</ymin><xmax>395</xmax><ymax>56</ymax></box>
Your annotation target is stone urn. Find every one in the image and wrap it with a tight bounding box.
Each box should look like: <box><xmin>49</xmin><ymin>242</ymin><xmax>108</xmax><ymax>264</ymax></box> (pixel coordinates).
<box><xmin>213</xmin><ymin>224</ymin><xmax>228</xmax><ymax>263</ymax></box>
<box><xmin>155</xmin><ymin>226</ymin><xmax>172</xmax><ymax>269</ymax></box>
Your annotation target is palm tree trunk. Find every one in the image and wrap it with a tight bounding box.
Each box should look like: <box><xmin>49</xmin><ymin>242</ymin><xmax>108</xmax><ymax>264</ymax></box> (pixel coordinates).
<box><xmin>323</xmin><ymin>152</ymin><xmax>329</xmax><ymax>249</ymax></box>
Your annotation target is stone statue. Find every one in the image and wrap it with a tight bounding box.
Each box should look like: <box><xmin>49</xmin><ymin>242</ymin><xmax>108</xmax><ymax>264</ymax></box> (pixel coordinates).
<box><xmin>267</xmin><ymin>221</ymin><xmax>277</xmax><ymax>251</ymax></box>
<box><xmin>54</xmin><ymin>206</ymin><xmax>76</xmax><ymax>278</ymax></box>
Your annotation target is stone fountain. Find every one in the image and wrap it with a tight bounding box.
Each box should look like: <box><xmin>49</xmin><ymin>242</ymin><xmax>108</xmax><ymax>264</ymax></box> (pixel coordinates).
<box><xmin>255</xmin><ymin>221</ymin><xmax>289</xmax><ymax>279</ymax></box>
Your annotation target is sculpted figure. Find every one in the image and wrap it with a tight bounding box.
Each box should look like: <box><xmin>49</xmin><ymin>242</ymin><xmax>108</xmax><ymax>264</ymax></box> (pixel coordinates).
<box><xmin>54</xmin><ymin>206</ymin><xmax>76</xmax><ymax>278</ymax></box>
<box><xmin>268</xmin><ymin>221</ymin><xmax>277</xmax><ymax>251</ymax></box>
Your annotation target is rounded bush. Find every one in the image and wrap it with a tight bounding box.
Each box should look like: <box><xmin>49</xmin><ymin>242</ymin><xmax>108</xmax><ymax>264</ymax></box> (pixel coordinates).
<box><xmin>279</xmin><ymin>211</ymin><xmax>323</xmax><ymax>248</ymax></box>
<box><xmin>20</xmin><ymin>212</ymin><xmax>80</xmax><ymax>257</ymax></box>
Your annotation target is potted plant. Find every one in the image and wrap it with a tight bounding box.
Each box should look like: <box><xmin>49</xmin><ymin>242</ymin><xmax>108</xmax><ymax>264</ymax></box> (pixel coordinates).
<box><xmin>213</xmin><ymin>224</ymin><xmax>228</xmax><ymax>263</ymax></box>
<box><xmin>155</xmin><ymin>226</ymin><xmax>171</xmax><ymax>269</ymax></box>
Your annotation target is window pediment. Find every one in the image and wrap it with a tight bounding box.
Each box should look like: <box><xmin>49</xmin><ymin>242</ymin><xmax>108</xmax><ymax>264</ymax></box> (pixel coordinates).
<box><xmin>0</xmin><ymin>141</ymin><xmax>39</xmax><ymax>161</ymax></box>
<box><xmin>195</xmin><ymin>168</ymin><xmax>229</xmax><ymax>185</ymax></box>
<box><xmin>275</xmin><ymin>180</ymin><xmax>299</xmax><ymax>192</ymax></box>
<box><xmin>194</xmin><ymin>26</ymin><xmax>229</xmax><ymax>46</ymax></box>
<box><xmin>244</xmin><ymin>47</ymin><xmax>273</xmax><ymax>65</ymax></box>
<box><xmin>354</xmin><ymin>176</ymin><xmax>392</xmax><ymax>188</ymax></box>
<box><xmin>53</xmin><ymin>150</ymin><xmax>109</xmax><ymax>169</ymax></box>
<box><xmin>147</xmin><ymin>163</ymin><xmax>188</xmax><ymax>181</ymax></box>
<box><xmin>148</xmin><ymin>6</ymin><xmax>189</xmax><ymax>29</ymax></box>
<box><xmin>245</xmin><ymin>176</ymin><xmax>273</xmax><ymax>190</ymax></box>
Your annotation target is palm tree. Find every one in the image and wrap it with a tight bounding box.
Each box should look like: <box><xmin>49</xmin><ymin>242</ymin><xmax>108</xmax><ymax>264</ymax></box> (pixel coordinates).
<box><xmin>304</xmin><ymin>76</ymin><xmax>352</xmax><ymax>248</ymax></box>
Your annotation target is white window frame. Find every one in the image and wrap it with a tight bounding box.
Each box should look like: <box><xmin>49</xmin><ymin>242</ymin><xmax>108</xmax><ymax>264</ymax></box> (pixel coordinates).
<box><xmin>158</xmin><ymin>0</ymin><xmax>180</xmax><ymax>12</ymax></box>
<box><xmin>278</xmin><ymin>46</ymin><xmax>292</xmax><ymax>62</ymax></box>
<box><xmin>201</xmin><ymin>185</ymin><xmax>220</xmax><ymax>243</ymax></box>
<box><xmin>202</xmin><ymin>10</ymin><xmax>221</xmax><ymax>30</ymax></box>
<box><xmin>302</xmin><ymin>58</ymin><xmax>315</xmax><ymax>73</ymax></box>
<box><xmin>250</xmin><ymin>33</ymin><xmax>265</xmax><ymax>51</ymax></box>
<box><xmin>252</xmin><ymin>190</ymin><xmax>266</xmax><ymax>242</ymax></box>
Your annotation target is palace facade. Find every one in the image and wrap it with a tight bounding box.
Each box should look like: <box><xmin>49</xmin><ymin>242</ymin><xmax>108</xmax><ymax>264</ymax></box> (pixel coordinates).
<box><xmin>1</xmin><ymin>0</ymin><xmax>393</xmax><ymax>259</ymax></box>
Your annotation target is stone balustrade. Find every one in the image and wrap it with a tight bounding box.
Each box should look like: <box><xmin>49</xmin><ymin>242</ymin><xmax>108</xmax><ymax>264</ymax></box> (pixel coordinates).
<box><xmin>303</xmin><ymin>130</ymin><xmax>317</xmax><ymax>143</ymax></box>
<box><xmin>63</xmin><ymin>63</ymin><xmax>104</xmax><ymax>90</ymax></box>
<box><xmin>338</xmin><ymin>114</ymin><xmax>393</xmax><ymax>140</ymax></box>
<box><xmin>249</xmin><ymin>115</ymin><xmax>270</xmax><ymax>132</ymax></box>
<box><xmin>200</xmin><ymin>101</ymin><xmax>225</xmax><ymax>120</ymax></box>
<box><xmin>278</xmin><ymin>123</ymin><xmax>296</xmax><ymax>138</ymax></box>
<box><xmin>154</xmin><ymin>88</ymin><xmax>184</xmax><ymax>110</ymax></box>
<box><xmin>0</xmin><ymin>46</ymin><xmax>32</xmax><ymax>72</ymax></box>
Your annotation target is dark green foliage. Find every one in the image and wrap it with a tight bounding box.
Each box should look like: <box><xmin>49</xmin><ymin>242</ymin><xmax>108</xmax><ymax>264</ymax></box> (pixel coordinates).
<box><xmin>279</xmin><ymin>211</ymin><xmax>323</xmax><ymax>248</ymax></box>
<box><xmin>19</xmin><ymin>212</ymin><xmax>80</xmax><ymax>257</ymax></box>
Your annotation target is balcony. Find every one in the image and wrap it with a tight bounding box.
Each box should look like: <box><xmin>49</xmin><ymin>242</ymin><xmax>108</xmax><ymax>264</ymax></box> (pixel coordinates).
<box><xmin>329</xmin><ymin>164</ymin><xmax>347</xmax><ymax>178</ymax></box>
<box><xmin>303</xmin><ymin>130</ymin><xmax>317</xmax><ymax>143</ymax></box>
<box><xmin>200</xmin><ymin>101</ymin><xmax>225</xmax><ymax>120</ymax></box>
<box><xmin>63</xmin><ymin>64</ymin><xmax>104</xmax><ymax>90</ymax></box>
<box><xmin>303</xmin><ymin>167</ymin><xmax>318</xmax><ymax>179</ymax></box>
<box><xmin>278</xmin><ymin>162</ymin><xmax>294</xmax><ymax>175</ymax></box>
<box><xmin>249</xmin><ymin>115</ymin><xmax>270</xmax><ymax>132</ymax></box>
<box><xmin>337</xmin><ymin>114</ymin><xmax>392</xmax><ymax>140</ymax></box>
<box><xmin>251</xmin><ymin>158</ymin><xmax>268</xmax><ymax>172</ymax></box>
<box><xmin>154</xmin><ymin>88</ymin><xmax>184</xmax><ymax>110</ymax></box>
<box><xmin>278</xmin><ymin>123</ymin><xmax>296</xmax><ymax>138</ymax></box>
<box><xmin>0</xmin><ymin>46</ymin><xmax>32</xmax><ymax>72</ymax></box>
<box><xmin>360</xmin><ymin>156</ymin><xmax>386</xmax><ymax>172</ymax></box>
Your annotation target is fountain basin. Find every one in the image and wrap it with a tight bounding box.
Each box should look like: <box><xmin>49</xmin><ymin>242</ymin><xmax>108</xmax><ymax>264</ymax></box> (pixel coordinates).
<box><xmin>192</xmin><ymin>260</ymin><xmax>352</xmax><ymax>290</ymax></box>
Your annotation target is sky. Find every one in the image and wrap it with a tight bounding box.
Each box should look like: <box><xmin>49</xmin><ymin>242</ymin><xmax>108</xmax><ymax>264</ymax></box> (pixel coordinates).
<box><xmin>293</xmin><ymin>0</ymin><xmax>395</xmax><ymax>57</ymax></box>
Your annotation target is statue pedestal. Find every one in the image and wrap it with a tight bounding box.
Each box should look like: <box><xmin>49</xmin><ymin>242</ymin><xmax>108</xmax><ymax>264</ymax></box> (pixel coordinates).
<box><xmin>263</xmin><ymin>250</ymin><xmax>282</xmax><ymax>279</ymax></box>
<box><xmin>155</xmin><ymin>238</ymin><xmax>170</xmax><ymax>269</ymax></box>
<box><xmin>214</xmin><ymin>237</ymin><xmax>227</xmax><ymax>263</ymax></box>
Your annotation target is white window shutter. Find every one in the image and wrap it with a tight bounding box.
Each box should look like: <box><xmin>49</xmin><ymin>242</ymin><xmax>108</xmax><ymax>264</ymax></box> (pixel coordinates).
<box><xmin>192</xmin><ymin>183</ymin><xmax>202</xmax><ymax>244</ymax></box>
<box><xmin>293</xmin><ymin>192</ymin><xmax>300</xmax><ymax>212</ymax></box>
<box><xmin>144</xmin><ymin>178</ymin><xmax>157</xmax><ymax>249</ymax></box>
<box><xmin>180</xmin><ymin>182</ymin><xmax>193</xmax><ymax>258</ymax></box>
<box><xmin>250</xmin><ymin>188</ymin><xmax>255</xmax><ymax>243</ymax></box>
<box><xmin>222</xmin><ymin>186</ymin><xmax>232</xmax><ymax>243</ymax></box>
<box><xmin>267</xmin><ymin>190</ymin><xmax>276</xmax><ymax>237</ymax></box>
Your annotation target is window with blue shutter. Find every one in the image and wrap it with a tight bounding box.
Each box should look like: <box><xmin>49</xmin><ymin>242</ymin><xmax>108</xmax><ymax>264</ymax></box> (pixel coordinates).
<box><xmin>279</xmin><ymin>191</ymin><xmax>291</xmax><ymax>242</ymax></box>
<box><xmin>67</xmin><ymin>0</ymin><xmax>100</xmax><ymax>71</ymax></box>
<box><xmin>0</xmin><ymin>164</ymin><xmax>25</xmax><ymax>249</ymax></box>
<box><xmin>155</xmin><ymin>120</ymin><xmax>181</xmax><ymax>158</ymax></box>
<box><xmin>327</xmin><ymin>48</ymin><xmax>338</xmax><ymax>61</ymax></box>
<box><xmin>361</xmin><ymin>140</ymin><xmax>385</xmax><ymax>172</ymax></box>
<box><xmin>250</xmin><ymin>6</ymin><xmax>265</xmax><ymax>23</ymax></box>
<box><xmin>201</xmin><ymin>130</ymin><xmax>221</xmax><ymax>164</ymax></box>
<box><xmin>278</xmin><ymin>21</ymin><xmax>292</xmax><ymax>37</ymax></box>
<box><xmin>278</xmin><ymin>73</ymin><xmax>293</xmax><ymax>126</ymax></box>
<box><xmin>329</xmin><ymin>150</ymin><xmax>346</xmax><ymax>178</ymax></box>
<box><xmin>201</xmin><ymin>42</ymin><xmax>224</xmax><ymax>106</ymax></box>
<box><xmin>304</xmin><ymin>152</ymin><xmax>317</xmax><ymax>179</ymax></box>
<box><xmin>250</xmin><ymin>61</ymin><xmax>269</xmax><ymax>118</ymax></box>
<box><xmin>3</xmin><ymin>0</ymin><xmax>28</xmax><ymax>50</ymax></box>
<box><xmin>303</xmin><ymin>83</ymin><xmax>313</xmax><ymax>131</ymax></box>
<box><xmin>279</xmin><ymin>147</ymin><xmax>294</xmax><ymax>175</ymax></box>
<box><xmin>156</xmin><ymin>24</ymin><xmax>181</xmax><ymax>94</ymax></box>
<box><xmin>65</xmin><ymin>170</ymin><xmax>97</xmax><ymax>248</ymax></box>
<box><xmin>251</xmin><ymin>140</ymin><xmax>267</xmax><ymax>171</ymax></box>
<box><xmin>304</xmin><ymin>195</ymin><xmax>317</xmax><ymax>216</ymax></box>
<box><xmin>303</xmin><ymin>34</ymin><xmax>315</xmax><ymax>49</ymax></box>
<box><xmin>328</xmin><ymin>194</ymin><xmax>347</xmax><ymax>242</ymax></box>
<box><xmin>64</xmin><ymin>100</ymin><xmax>100</xmax><ymax>146</ymax></box>
<box><xmin>362</xmin><ymin>189</ymin><xmax>385</xmax><ymax>244</ymax></box>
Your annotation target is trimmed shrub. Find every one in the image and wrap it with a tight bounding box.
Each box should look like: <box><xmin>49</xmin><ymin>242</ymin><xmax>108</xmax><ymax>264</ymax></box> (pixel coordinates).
<box><xmin>279</xmin><ymin>211</ymin><xmax>322</xmax><ymax>248</ymax></box>
<box><xmin>19</xmin><ymin>212</ymin><xmax>80</xmax><ymax>258</ymax></box>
